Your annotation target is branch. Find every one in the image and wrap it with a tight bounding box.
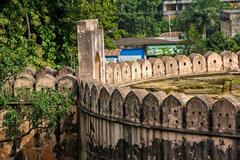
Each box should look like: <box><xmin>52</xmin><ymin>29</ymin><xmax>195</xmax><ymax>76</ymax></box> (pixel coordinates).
<box><xmin>25</xmin><ymin>13</ymin><xmax>31</xmax><ymax>39</ymax></box>
<box><xmin>0</xmin><ymin>127</ymin><xmax>35</xmax><ymax>143</ymax></box>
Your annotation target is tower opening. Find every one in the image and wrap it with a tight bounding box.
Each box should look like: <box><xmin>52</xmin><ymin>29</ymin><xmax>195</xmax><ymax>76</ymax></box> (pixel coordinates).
<box><xmin>95</xmin><ymin>53</ymin><xmax>101</xmax><ymax>81</ymax></box>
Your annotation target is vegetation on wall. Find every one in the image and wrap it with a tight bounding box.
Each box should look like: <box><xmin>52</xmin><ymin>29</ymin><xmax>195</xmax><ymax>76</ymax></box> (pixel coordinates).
<box><xmin>0</xmin><ymin>7</ymin><xmax>73</xmax><ymax>157</ymax></box>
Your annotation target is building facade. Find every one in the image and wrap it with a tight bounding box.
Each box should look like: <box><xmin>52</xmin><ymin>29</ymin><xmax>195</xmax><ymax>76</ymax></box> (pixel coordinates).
<box><xmin>163</xmin><ymin>0</ymin><xmax>240</xmax><ymax>17</ymax></box>
<box><xmin>221</xmin><ymin>10</ymin><xmax>240</xmax><ymax>37</ymax></box>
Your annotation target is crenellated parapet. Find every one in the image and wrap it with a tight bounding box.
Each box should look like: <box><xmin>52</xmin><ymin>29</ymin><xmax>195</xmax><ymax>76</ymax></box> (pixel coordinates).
<box><xmin>79</xmin><ymin>79</ymin><xmax>240</xmax><ymax>135</ymax></box>
<box><xmin>105</xmin><ymin>51</ymin><xmax>240</xmax><ymax>85</ymax></box>
<box><xmin>5</xmin><ymin>66</ymin><xmax>78</xmax><ymax>99</ymax></box>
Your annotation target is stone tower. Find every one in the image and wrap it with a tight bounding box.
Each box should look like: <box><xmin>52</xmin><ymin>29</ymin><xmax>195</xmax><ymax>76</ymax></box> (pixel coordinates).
<box><xmin>77</xmin><ymin>19</ymin><xmax>105</xmax><ymax>83</ymax></box>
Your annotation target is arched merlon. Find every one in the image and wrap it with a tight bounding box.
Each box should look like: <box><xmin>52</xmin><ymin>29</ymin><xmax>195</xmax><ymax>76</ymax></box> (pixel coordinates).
<box><xmin>148</xmin><ymin>58</ymin><xmax>165</xmax><ymax>77</ymax></box>
<box><xmin>162</xmin><ymin>93</ymin><xmax>190</xmax><ymax>129</ymax></box>
<box><xmin>36</xmin><ymin>66</ymin><xmax>56</xmax><ymax>79</ymax></box>
<box><xmin>14</xmin><ymin>76</ymin><xmax>35</xmax><ymax>98</ymax></box>
<box><xmin>79</xmin><ymin>79</ymin><xmax>240</xmax><ymax>135</ymax></box>
<box><xmin>57</xmin><ymin>66</ymin><xmax>75</xmax><ymax>78</ymax></box>
<box><xmin>106</xmin><ymin>50</ymin><xmax>240</xmax><ymax>85</ymax></box>
<box><xmin>142</xmin><ymin>91</ymin><xmax>167</xmax><ymax>126</ymax></box>
<box><xmin>124</xmin><ymin>89</ymin><xmax>148</xmax><ymax>123</ymax></box>
<box><xmin>175</xmin><ymin>54</ymin><xmax>192</xmax><ymax>75</ymax></box>
<box><xmin>136</xmin><ymin>59</ymin><xmax>152</xmax><ymax>79</ymax></box>
<box><xmin>57</xmin><ymin>74</ymin><xmax>78</xmax><ymax>99</ymax></box>
<box><xmin>20</xmin><ymin>67</ymin><xmax>36</xmax><ymax>78</ymax></box>
<box><xmin>161</xmin><ymin>56</ymin><xmax>178</xmax><ymax>76</ymax></box>
<box><xmin>186</xmin><ymin>95</ymin><xmax>215</xmax><ymax>131</ymax></box>
<box><xmin>110</xmin><ymin>88</ymin><xmax>130</xmax><ymax>119</ymax></box>
<box><xmin>36</xmin><ymin>74</ymin><xmax>57</xmax><ymax>91</ymax></box>
<box><xmin>220</xmin><ymin>50</ymin><xmax>239</xmax><ymax>71</ymax></box>
<box><xmin>189</xmin><ymin>53</ymin><xmax>207</xmax><ymax>73</ymax></box>
<box><xmin>212</xmin><ymin>96</ymin><xmax>240</xmax><ymax>134</ymax></box>
<box><xmin>5</xmin><ymin>66</ymin><xmax>77</xmax><ymax>94</ymax></box>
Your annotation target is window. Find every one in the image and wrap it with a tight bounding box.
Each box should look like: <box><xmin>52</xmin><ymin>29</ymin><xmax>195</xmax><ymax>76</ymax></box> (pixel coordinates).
<box><xmin>198</xmin><ymin>61</ymin><xmax>201</xmax><ymax>65</ymax></box>
<box><xmin>219</xmin><ymin>113</ymin><xmax>222</xmax><ymax>116</ymax></box>
<box><xmin>125</xmin><ymin>70</ymin><xmax>128</xmax><ymax>74</ymax></box>
<box><xmin>229</xmin><ymin>124</ymin><xmax>232</xmax><ymax>128</ymax></box>
<box><xmin>170</xmin><ymin>64</ymin><xmax>173</xmax><ymax>67</ymax></box>
<box><xmin>178</xmin><ymin>4</ymin><xmax>183</xmax><ymax>10</ymax></box>
<box><xmin>226</xmin><ymin>113</ymin><xmax>229</xmax><ymax>117</ymax></box>
<box><xmin>167</xmin><ymin>4</ymin><xmax>176</xmax><ymax>11</ymax></box>
<box><xmin>157</xmin><ymin>65</ymin><xmax>160</xmax><ymax>69</ymax></box>
<box><xmin>146</xmin><ymin>67</ymin><xmax>148</xmax><ymax>71</ymax></box>
<box><xmin>191</xmin><ymin>121</ymin><xmax>194</xmax><ymax>125</ymax></box>
<box><xmin>117</xmin><ymin>72</ymin><xmax>118</xmax><ymax>76</ymax></box>
<box><xmin>229</xmin><ymin>59</ymin><xmax>232</xmax><ymax>63</ymax></box>
<box><xmin>201</xmin><ymin>122</ymin><xmax>204</xmax><ymax>126</ymax></box>
<box><xmin>135</xmin><ymin>69</ymin><xmax>137</xmax><ymax>72</ymax></box>
<box><xmin>199</xmin><ymin>112</ymin><xmax>201</xmax><ymax>115</ymax></box>
<box><xmin>213</xmin><ymin>60</ymin><xmax>216</xmax><ymax>63</ymax></box>
<box><xmin>218</xmin><ymin>123</ymin><xmax>221</xmax><ymax>127</ymax></box>
<box><xmin>192</xmin><ymin>111</ymin><xmax>195</xmax><ymax>115</ymax></box>
<box><xmin>176</xmin><ymin>120</ymin><xmax>179</xmax><ymax>124</ymax></box>
<box><xmin>184</xmin><ymin>62</ymin><xmax>186</xmax><ymax>66</ymax></box>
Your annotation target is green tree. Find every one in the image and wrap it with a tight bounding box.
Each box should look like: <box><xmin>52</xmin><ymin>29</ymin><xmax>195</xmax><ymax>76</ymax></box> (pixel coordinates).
<box><xmin>182</xmin><ymin>25</ymin><xmax>206</xmax><ymax>54</ymax></box>
<box><xmin>1</xmin><ymin>89</ymin><xmax>72</xmax><ymax>159</ymax></box>
<box><xmin>0</xmin><ymin>0</ymin><xmax>123</xmax><ymax>69</ymax></box>
<box><xmin>116</xmin><ymin>0</ymin><xmax>164</xmax><ymax>37</ymax></box>
<box><xmin>177</xmin><ymin>0</ymin><xmax>226</xmax><ymax>37</ymax></box>
<box><xmin>206</xmin><ymin>32</ymin><xmax>239</xmax><ymax>52</ymax></box>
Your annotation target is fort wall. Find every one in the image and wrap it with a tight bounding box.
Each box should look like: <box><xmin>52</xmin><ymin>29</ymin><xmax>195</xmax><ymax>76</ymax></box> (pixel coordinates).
<box><xmin>76</xmin><ymin>22</ymin><xmax>240</xmax><ymax>158</ymax></box>
<box><xmin>2</xmin><ymin>19</ymin><xmax>240</xmax><ymax>160</ymax></box>
<box><xmin>1</xmin><ymin>66</ymin><xmax>79</xmax><ymax>160</ymax></box>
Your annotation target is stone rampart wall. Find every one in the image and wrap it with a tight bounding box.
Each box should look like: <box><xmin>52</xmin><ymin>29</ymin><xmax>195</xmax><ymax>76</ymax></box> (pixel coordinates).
<box><xmin>105</xmin><ymin>51</ymin><xmax>240</xmax><ymax>85</ymax></box>
<box><xmin>4</xmin><ymin>66</ymin><xmax>78</xmax><ymax>99</ymax></box>
<box><xmin>79</xmin><ymin>79</ymin><xmax>240</xmax><ymax>135</ymax></box>
<box><xmin>1</xmin><ymin>66</ymin><xmax>78</xmax><ymax>160</ymax></box>
<box><xmin>79</xmin><ymin>78</ymin><xmax>240</xmax><ymax>160</ymax></box>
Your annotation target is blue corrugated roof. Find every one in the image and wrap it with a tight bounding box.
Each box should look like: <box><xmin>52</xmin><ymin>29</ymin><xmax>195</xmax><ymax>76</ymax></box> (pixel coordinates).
<box><xmin>120</xmin><ymin>48</ymin><xmax>144</xmax><ymax>56</ymax></box>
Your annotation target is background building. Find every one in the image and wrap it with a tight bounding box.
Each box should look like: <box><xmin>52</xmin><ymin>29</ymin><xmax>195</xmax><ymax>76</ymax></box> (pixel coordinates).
<box><xmin>163</xmin><ymin>0</ymin><xmax>240</xmax><ymax>17</ymax></box>
<box><xmin>114</xmin><ymin>37</ymin><xmax>183</xmax><ymax>59</ymax></box>
<box><xmin>221</xmin><ymin>10</ymin><xmax>240</xmax><ymax>37</ymax></box>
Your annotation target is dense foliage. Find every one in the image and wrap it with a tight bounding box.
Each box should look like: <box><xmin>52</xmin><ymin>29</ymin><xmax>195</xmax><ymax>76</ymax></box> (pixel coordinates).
<box><xmin>176</xmin><ymin>0</ymin><xmax>226</xmax><ymax>37</ymax></box>
<box><xmin>182</xmin><ymin>25</ymin><xmax>240</xmax><ymax>54</ymax></box>
<box><xmin>1</xmin><ymin>0</ymin><xmax>239</xmax><ymax>66</ymax></box>
<box><xmin>0</xmin><ymin>0</ymin><xmax>122</xmax><ymax>68</ymax></box>
<box><xmin>116</xmin><ymin>0</ymin><xmax>167</xmax><ymax>37</ymax></box>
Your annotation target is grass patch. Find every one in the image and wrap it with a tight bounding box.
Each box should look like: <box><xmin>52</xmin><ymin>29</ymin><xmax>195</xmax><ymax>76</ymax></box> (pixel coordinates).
<box><xmin>130</xmin><ymin>75</ymin><xmax>240</xmax><ymax>99</ymax></box>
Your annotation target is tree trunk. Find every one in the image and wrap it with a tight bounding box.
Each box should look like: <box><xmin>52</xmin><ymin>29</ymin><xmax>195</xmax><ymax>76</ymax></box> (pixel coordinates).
<box><xmin>25</xmin><ymin>13</ymin><xmax>31</xmax><ymax>39</ymax></box>
<box><xmin>203</xmin><ymin>24</ymin><xmax>207</xmax><ymax>38</ymax></box>
<box><xmin>54</xmin><ymin>116</ymin><xmax>62</xmax><ymax>160</ymax></box>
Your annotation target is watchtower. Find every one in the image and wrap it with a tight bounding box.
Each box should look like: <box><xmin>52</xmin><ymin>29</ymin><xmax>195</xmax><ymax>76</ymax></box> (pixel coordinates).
<box><xmin>77</xmin><ymin>19</ymin><xmax>105</xmax><ymax>83</ymax></box>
